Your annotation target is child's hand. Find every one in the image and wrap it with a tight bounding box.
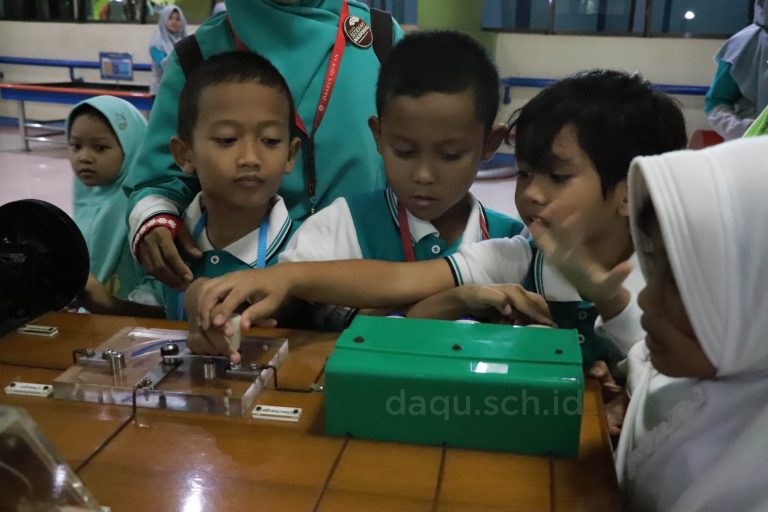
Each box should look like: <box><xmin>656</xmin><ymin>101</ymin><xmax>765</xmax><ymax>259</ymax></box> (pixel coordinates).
<box><xmin>184</xmin><ymin>278</ymin><xmax>240</xmax><ymax>363</ymax></box>
<box><xmin>457</xmin><ymin>284</ymin><xmax>556</xmax><ymax>326</ymax></box>
<box><xmin>137</xmin><ymin>222</ymin><xmax>202</xmax><ymax>290</ymax></box>
<box><xmin>186</xmin><ymin>323</ymin><xmax>241</xmax><ymax>364</ymax></box>
<box><xmin>588</xmin><ymin>360</ymin><xmax>628</xmax><ymax>439</ymax></box>
<box><xmin>195</xmin><ymin>268</ymin><xmax>284</xmax><ymax>334</ymax></box>
<box><xmin>528</xmin><ymin>215</ymin><xmax>632</xmax><ymax>320</ymax></box>
<box><xmin>77</xmin><ymin>273</ymin><xmax>117</xmax><ymax>314</ymax></box>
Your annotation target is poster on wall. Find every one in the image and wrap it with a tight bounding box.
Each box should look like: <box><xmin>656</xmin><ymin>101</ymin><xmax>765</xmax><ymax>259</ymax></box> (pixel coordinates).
<box><xmin>99</xmin><ymin>52</ymin><xmax>134</xmax><ymax>81</ymax></box>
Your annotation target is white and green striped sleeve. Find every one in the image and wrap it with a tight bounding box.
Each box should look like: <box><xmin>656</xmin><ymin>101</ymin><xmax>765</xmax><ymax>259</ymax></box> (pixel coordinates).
<box><xmin>444</xmin><ymin>236</ymin><xmax>532</xmax><ymax>286</ymax></box>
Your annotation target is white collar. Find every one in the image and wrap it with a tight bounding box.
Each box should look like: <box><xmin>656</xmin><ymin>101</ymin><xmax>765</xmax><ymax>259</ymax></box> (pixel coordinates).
<box><xmin>385</xmin><ymin>186</ymin><xmax>487</xmax><ymax>244</ymax></box>
<box><xmin>185</xmin><ymin>193</ymin><xmax>293</xmax><ymax>266</ymax></box>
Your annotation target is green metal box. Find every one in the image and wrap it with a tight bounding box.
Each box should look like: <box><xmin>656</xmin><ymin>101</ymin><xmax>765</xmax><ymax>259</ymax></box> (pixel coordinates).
<box><xmin>325</xmin><ymin>316</ymin><xmax>584</xmax><ymax>458</ymax></box>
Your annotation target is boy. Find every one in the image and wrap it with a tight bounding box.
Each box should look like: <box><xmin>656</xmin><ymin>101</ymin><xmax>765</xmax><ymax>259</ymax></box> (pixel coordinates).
<box><xmin>279</xmin><ymin>31</ymin><xmax>523</xmax><ymax>265</ymax></box>
<box><xmin>162</xmin><ymin>51</ymin><xmax>301</xmax><ymax>321</ymax></box>
<box><xmin>89</xmin><ymin>51</ymin><xmax>301</xmax><ymax>325</ymax></box>
<box><xmin>125</xmin><ymin>1</ymin><xmax>404</xmax><ymax>291</ymax></box>
<box><xmin>278</xmin><ymin>30</ymin><xmax>523</xmax><ymax>329</ymax></box>
<box><xmin>192</xmin><ymin>70</ymin><xmax>687</xmax><ymax>368</ymax></box>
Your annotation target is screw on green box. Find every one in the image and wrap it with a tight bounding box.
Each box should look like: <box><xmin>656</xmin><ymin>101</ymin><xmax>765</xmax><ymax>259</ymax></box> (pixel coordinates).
<box><xmin>325</xmin><ymin>316</ymin><xmax>583</xmax><ymax>458</ymax></box>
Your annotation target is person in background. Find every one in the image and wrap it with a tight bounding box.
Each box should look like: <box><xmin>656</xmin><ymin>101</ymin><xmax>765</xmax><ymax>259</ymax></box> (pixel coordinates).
<box><xmin>67</xmin><ymin>96</ymin><xmax>161</xmax><ymax>317</ymax></box>
<box><xmin>705</xmin><ymin>0</ymin><xmax>768</xmax><ymax>140</ymax></box>
<box><xmin>125</xmin><ymin>0</ymin><xmax>404</xmax><ymax>291</ymax></box>
<box><xmin>149</xmin><ymin>5</ymin><xmax>188</xmax><ymax>95</ymax></box>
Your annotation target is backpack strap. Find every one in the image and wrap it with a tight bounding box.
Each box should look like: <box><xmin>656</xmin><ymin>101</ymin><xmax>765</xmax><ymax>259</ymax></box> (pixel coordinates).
<box><xmin>370</xmin><ymin>8</ymin><xmax>394</xmax><ymax>63</ymax></box>
<box><xmin>174</xmin><ymin>34</ymin><xmax>204</xmax><ymax>78</ymax></box>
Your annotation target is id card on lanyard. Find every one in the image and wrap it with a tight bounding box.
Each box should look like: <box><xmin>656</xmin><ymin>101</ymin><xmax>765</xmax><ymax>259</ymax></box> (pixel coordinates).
<box><xmin>397</xmin><ymin>202</ymin><xmax>491</xmax><ymax>262</ymax></box>
<box><xmin>229</xmin><ymin>0</ymin><xmax>359</xmax><ymax>214</ymax></box>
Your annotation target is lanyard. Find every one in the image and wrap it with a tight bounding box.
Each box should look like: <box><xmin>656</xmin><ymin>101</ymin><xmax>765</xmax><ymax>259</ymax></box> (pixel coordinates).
<box><xmin>177</xmin><ymin>212</ymin><xmax>270</xmax><ymax>319</ymax></box>
<box><xmin>228</xmin><ymin>0</ymin><xmax>350</xmax><ymax>214</ymax></box>
<box><xmin>397</xmin><ymin>201</ymin><xmax>490</xmax><ymax>262</ymax></box>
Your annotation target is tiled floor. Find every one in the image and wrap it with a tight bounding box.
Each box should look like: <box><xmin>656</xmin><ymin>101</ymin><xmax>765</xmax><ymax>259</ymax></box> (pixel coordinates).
<box><xmin>0</xmin><ymin>128</ymin><xmax>74</xmax><ymax>216</ymax></box>
<box><xmin>0</xmin><ymin>126</ymin><xmax>519</xmax><ymax>221</ymax></box>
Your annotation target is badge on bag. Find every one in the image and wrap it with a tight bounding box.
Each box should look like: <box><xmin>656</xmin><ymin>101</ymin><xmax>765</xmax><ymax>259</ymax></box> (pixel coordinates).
<box><xmin>343</xmin><ymin>16</ymin><xmax>373</xmax><ymax>48</ymax></box>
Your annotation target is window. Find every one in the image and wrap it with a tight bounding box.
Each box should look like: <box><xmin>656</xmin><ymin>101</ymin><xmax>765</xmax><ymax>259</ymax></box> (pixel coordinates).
<box><xmin>361</xmin><ymin>0</ymin><xmax>418</xmax><ymax>26</ymax></box>
<box><xmin>554</xmin><ymin>0</ymin><xmax>637</xmax><ymax>34</ymax></box>
<box><xmin>482</xmin><ymin>0</ymin><xmax>753</xmax><ymax>37</ymax></box>
<box><xmin>649</xmin><ymin>0</ymin><xmax>753</xmax><ymax>36</ymax></box>
<box><xmin>0</xmin><ymin>0</ymin><xmax>76</xmax><ymax>21</ymax></box>
<box><xmin>84</xmin><ymin>0</ymin><xmax>144</xmax><ymax>22</ymax></box>
<box><xmin>483</xmin><ymin>0</ymin><xmax>551</xmax><ymax>32</ymax></box>
<box><xmin>143</xmin><ymin>0</ymin><xmax>215</xmax><ymax>25</ymax></box>
<box><xmin>0</xmin><ymin>0</ymin><xmax>217</xmax><ymax>23</ymax></box>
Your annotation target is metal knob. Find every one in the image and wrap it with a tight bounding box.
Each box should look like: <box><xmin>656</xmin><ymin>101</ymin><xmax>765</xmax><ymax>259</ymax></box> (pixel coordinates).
<box><xmin>202</xmin><ymin>357</ymin><xmax>216</xmax><ymax>380</ymax></box>
<box><xmin>107</xmin><ymin>351</ymin><xmax>125</xmax><ymax>376</ymax></box>
<box><xmin>160</xmin><ymin>343</ymin><xmax>181</xmax><ymax>366</ymax></box>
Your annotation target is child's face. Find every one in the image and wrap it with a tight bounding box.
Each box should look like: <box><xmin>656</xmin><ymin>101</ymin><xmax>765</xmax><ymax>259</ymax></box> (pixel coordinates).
<box><xmin>516</xmin><ymin>124</ymin><xmax>627</xmax><ymax>248</ymax></box>
<box><xmin>68</xmin><ymin>114</ymin><xmax>124</xmax><ymax>187</ymax></box>
<box><xmin>370</xmin><ymin>91</ymin><xmax>504</xmax><ymax>224</ymax></box>
<box><xmin>636</xmin><ymin>205</ymin><xmax>716</xmax><ymax>378</ymax></box>
<box><xmin>166</xmin><ymin>10</ymin><xmax>182</xmax><ymax>33</ymax></box>
<box><xmin>173</xmin><ymin>82</ymin><xmax>299</xmax><ymax>212</ymax></box>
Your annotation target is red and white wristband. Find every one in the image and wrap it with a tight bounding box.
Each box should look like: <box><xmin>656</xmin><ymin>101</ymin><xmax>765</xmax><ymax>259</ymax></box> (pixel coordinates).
<box><xmin>131</xmin><ymin>213</ymin><xmax>182</xmax><ymax>258</ymax></box>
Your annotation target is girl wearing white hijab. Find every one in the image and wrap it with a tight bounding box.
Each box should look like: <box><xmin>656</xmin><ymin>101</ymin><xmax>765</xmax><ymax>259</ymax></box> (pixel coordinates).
<box><xmin>705</xmin><ymin>0</ymin><xmax>768</xmax><ymax>140</ymax></box>
<box><xmin>616</xmin><ymin>136</ymin><xmax>768</xmax><ymax>511</ymax></box>
<box><xmin>149</xmin><ymin>5</ymin><xmax>188</xmax><ymax>94</ymax></box>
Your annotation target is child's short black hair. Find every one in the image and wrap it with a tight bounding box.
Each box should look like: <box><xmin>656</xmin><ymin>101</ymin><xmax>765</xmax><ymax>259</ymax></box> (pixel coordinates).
<box><xmin>68</xmin><ymin>104</ymin><xmax>117</xmax><ymax>140</ymax></box>
<box><xmin>177</xmin><ymin>51</ymin><xmax>296</xmax><ymax>142</ymax></box>
<box><xmin>375</xmin><ymin>30</ymin><xmax>500</xmax><ymax>131</ymax></box>
<box><xmin>512</xmin><ymin>70</ymin><xmax>687</xmax><ymax>195</ymax></box>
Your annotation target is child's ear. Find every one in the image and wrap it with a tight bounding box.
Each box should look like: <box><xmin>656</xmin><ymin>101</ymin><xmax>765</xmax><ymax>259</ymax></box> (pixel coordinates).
<box><xmin>284</xmin><ymin>136</ymin><xmax>302</xmax><ymax>174</ymax></box>
<box><xmin>480</xmin><ymin>124</ymin><xmax>508</xmax><ymax>161</ymax></box>
<box><xmin>615</xmin><ymin>180</ymin><xmax>630</xmax><ymax>217</ymax></box>
<box><xmin>170</xmin><ymin>136</ymin><xmax>195</xmax><ymax>174</ymax></box>
<box><xmin>368</xmin><ymin>116</ymin><xmax>382</xmax><ymax>154</ymax></box>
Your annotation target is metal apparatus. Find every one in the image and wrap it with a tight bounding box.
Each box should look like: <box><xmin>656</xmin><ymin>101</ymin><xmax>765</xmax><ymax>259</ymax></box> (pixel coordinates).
<box><xmin>53</xmin><ymin>327</ymin><xmax>288</xmax><ymax>416</ymax></box>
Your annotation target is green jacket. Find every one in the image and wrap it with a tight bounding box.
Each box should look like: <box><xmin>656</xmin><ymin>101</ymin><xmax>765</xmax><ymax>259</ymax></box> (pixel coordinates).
<box><xmin>125</xmin><ymin>1</ymin><xmax>403</xmax><ymax>226</ymax></box>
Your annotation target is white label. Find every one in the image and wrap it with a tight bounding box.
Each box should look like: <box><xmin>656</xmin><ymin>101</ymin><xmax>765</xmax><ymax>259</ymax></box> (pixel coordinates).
<box><xmin>4</xmin><ymin>381</ymin><xmax>54</xmax><ymax>397</ymax></box>
<box><xmin>16</xmin><ymin>324</ymin><xmax>58</xmax><ymax>337</ymax></box>
<box><xmin>251</xmin><ymin>404</ymin><xmax>302</xmax><ymax>423</ymax></box>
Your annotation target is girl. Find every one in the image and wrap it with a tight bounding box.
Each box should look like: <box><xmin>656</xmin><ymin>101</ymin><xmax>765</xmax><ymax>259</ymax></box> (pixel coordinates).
<box><xmin>149</xmin><ymin>5</ymin><xmax>187</xmax><ymax>94</ymax></box>
<box><xmin>616</xmin><ymin>136</ymin><xmax>768</xmax><ymax>511</ymax></box>
<box><xmin>68</xmin><ymin>96</ymin><xmax>162</xmax><ymax>316</ymax></box>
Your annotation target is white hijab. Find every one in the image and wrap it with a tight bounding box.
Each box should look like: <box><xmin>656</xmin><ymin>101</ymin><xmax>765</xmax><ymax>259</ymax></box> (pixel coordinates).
<box><xmin>149</xmin><ymin>6</ymin><xmax>187</xmax><ymax>94</ymax></box>
<box><xmin>149</xmin><ymin>5</ymin><xmax>188</xmax><ymax>57</ymax></box>
<box><xmin>616</xmin><ymin>136</ymin><xmax>768</xmax><ymax>512</ymax></box>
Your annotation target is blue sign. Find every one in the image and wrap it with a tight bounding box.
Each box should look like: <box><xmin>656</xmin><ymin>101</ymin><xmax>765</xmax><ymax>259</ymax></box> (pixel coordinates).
<box><xmin>99</xmin><ymin>52</ymin><xmax>133</xmax><ymax>81</ymax></box>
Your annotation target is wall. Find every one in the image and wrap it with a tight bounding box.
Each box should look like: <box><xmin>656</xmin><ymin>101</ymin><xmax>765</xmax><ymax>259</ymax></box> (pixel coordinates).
<box><xmin>494</xmin><ymin>32</ymin><xmax>724</xmax><ymax>136</ymax></box>
<box><xmin>0</xmin><ymin>20</ymin><xmax>197</xmax><ymax>120</ymax></box>
<box><xmin>0</xmin><ymin>20</ymin><xmax>723</xmax><ymax>136</ymax></box>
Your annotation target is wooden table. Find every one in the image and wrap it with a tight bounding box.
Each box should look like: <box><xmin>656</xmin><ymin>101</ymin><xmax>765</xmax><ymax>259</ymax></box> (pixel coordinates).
<box><xmin>0</xmin><ymin>312</ymin><xmax>621</xmax><ymax>511</ymax></box>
